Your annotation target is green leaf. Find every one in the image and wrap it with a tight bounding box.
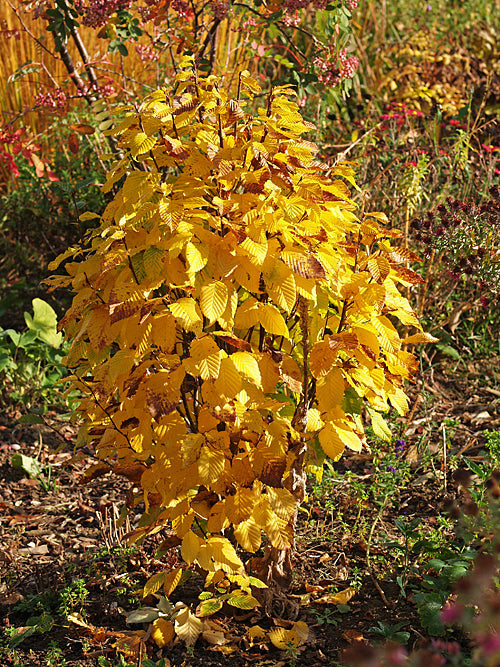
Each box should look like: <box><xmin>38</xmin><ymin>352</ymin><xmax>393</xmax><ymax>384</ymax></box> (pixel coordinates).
<box><xmin>126</xmin><ymin>606</ymin><xmax>159</xmax><ymax>624</ymax></box>
<box><xmin>24</xmin><ymin>299</ymin><xmax>62</xmax><ymax>348</ymax></box>
<box><xmin>11</xmin><ymin>453</ymin><xmax>43</xmax><ymax>478</ymax></box>
<box><xmin>18</xmin><ymin>414</ymin><xmax>45</xmax><ymax>425</ymax></box>
<box><xmin>197</xmin><ymin>598</ymin><xmax>223</xmax><ymax>617</ymax></box>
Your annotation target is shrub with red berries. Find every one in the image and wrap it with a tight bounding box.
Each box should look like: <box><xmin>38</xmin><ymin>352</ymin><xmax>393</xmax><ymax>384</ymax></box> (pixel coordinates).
<box><xmin>411</xmin><ymin>187</ymin><xmax>500</xmax><ymax>301</ymax></box>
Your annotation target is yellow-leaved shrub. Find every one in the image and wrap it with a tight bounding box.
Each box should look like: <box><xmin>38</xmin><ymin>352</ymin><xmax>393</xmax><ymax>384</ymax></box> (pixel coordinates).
<box><xmin>47</xmin><ymin>56</ymin><xmax>425</xmax><ymax>608</ymax></box>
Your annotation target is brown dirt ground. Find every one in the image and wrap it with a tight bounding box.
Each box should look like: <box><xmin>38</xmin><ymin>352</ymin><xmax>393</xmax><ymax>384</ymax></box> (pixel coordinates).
<box><xmin>1</xmin><ymin>353</ymin><xmax>499</xmax><ymax>667</ymax></box>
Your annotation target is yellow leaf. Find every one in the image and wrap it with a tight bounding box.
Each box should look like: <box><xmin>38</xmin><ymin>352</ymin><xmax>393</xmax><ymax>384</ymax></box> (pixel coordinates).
<box><xmin>143</xmin><ymin>572</ymin><xmax>165</xmax><ymax>598</ymax></box>
<box><xmin>151</xmin><ymin>618</ymin><xmax>174</xmax><ymax>648</ymax></box>
<box><xmin>316</xmin><ymin>368</ymin><xmax>345</xmax><ymax>412</ymax></box>
<box><xmin>309</xmin><ymin>340</ymin><xmax>337</xmax><ymax>379</ymax></box>
<box><xmin>186</xmin><ymin>241</ymin><xmax>208</xmax><ymax>274</ymax></box>
<box><xmin>198</xmin><ymin>446</ymin><xmax>226</xmax><ymax>486</ymax></box>
<box><xmin>335</xmin><ymin>422</ymin><xmax>363</xmax><ymax>452</ymax></box>
<box><xmin>169</xmin><ymin>298</ymin><xmax>203</xmax><ymax>335</ymax></box>
<box><xmin>280</xmin><ymin>354</ymin><xmax>302</xmax><ymax>393</ymax></box>
<box><xmin>258</xmin><ymin>303</ymin><xmax>289</xmax><ymax>338</ymax></box>
<box><xmin>247</xmin><ymin>625</ymin><xmax>267</xmax><ymax>644</ymax></box>
<box><xmin>150</xmin><ymin>311</ymin><xmax>177</xmax><ymax>353</ymax></box>
<box><xmin>230</xmin><ymin>351</ymin><xmax>262</xmax><ymax>387</ymax></box>
<box><xmin>234</xmin><ymin>517</ymin><xmax>262</xmax><ymax>553</ymax></box>
<box><xmin>214</xmin><ymin>357</ymin><xmax>243</xmax><ymax>399</ymax></box>
<box><xmin>266</xmin><ymin>487</ymin><xmax>298</xmax><ymax>521</ymax></box>
<box><xmin>200</xmin><ymin>281</ymin><xmax>229</xmax><ymax>324</ymax></box>
<box><xmin>163</xmin><ymin>567</ymin><xmax>182</xmax><ymax>596</ymax></box>
<box><xmin>372</xmin><ymin>316</ymin><xmax>401</xmax><ymax>353</ymax></box>
<box><xmin>181</xmin><ymin>531</ymin><xmax>202</xmax><ymax>565</ymax></box>
<box><xmin>130</xmin><ymin>131</ymin><xmax>157</xmax><ymax>158</ymax></box>
<box><xmin>234</xmin><ymin>298</ymin><xmax>260</xmax><ymax>329</ymax></box>
<box><xmin>189</xmin><ymin>336</ymin><xmax>221</xmax><ymax>380</ymax></box>
<box><xmin>367</xmin><ymin>408</ymin><xmax>392</xmax><ymax>442</ymax></box>
<box><xmin>318</xmin><ymin>423</ymin><xmax>345</xmax><ymax>461</ymax></box>
<box><xmin>226</xmin><ymin>593</ymin><xmax>260</xmax><ymax>609</ymax></box>
<box><xmin>306</xmin><ymin>408</ymin><xmax>324</xmax><ymax>432</ymax></box>
<box><xmin>267</xmin><ymin>263</ymin><xmax>297</xmax><ymax>313</ymax></box>
<box><xmin>315</xmin><ymin>587</ymin><xmax>356</xmax><ymax>605</ymax></box>
<box><xmin>403</xmin><ymin>332</ymin><xmax>439</xmax><ymax>344</ymax></box>
<box><xmin>269</xmin><ymin>621</ymin><xmax>309</xmax><ymax>649</ymax></box>
<box><xmin>174</xmin><ymin>607</ymin><xmax>203</xmax><ymax>647</ymax></box>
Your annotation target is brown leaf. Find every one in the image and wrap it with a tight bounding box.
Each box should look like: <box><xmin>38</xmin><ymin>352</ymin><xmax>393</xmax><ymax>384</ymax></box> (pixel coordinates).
<box><xmin>69</xmin><ymin>124</ymin><xmax>95</xmax><ymax>135</ymax></box>
<box><xmin>327</xmin><ymin>331</ymin><xmax>358</xmax><ymax>352</ymax></box>
<box><xmin>213</xmin><ymin>332</ymin><xmax>252</xmax><ymax>352</ymax></box>
<box><xmin>392</xmin><ymin>266</ymin><xmax>424</xmax><ymax>285</ymax></box>
<box><xmin>146</xmin><ymin>390</ymin><xmax>178</xmax><ymax>421</ymax></box>
<box><xmin>80</xmin><ymin>462</ymin><xmax>111</xmax><ymax>484</ymax></box>
<box><xmin>282</xmin><ymin>252</ymin><xmax>326</xmax><ymax>279</ymax></box>
<box><xmin>113</xmin><ymin>463</ymin><xmax>147</xmax><ymax>483</ymax></box>
<box><xmin>68</xmin><ymin>132</ymin><xmax>79</xmax><ymax>154</ymax></box>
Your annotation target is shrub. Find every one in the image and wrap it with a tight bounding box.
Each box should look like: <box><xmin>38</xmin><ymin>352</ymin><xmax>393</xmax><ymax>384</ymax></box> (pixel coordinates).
<box><xmin>47</xmin><ymin>57</ymin><xmax>426</xmax><ymax>615</ymax></box>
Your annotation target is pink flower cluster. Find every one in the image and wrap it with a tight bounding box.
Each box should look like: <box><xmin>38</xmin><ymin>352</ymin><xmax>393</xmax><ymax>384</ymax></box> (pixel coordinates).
<box><xmin>73</xmin><ymin>0</ymin><xmax>133</xmax><ymax>28</ymax></box>
<box><xmin>378</xmin><ymin>102</ymin><xmax>423</xmax><ymax>130</ymax></box>
<box><xmin>34</xmin><ymin>88</ymin><xmax>67</xmax><ymax>110</ymax></box>
<box><xmin>135</xmin><ymin>44</ymin><xmax>160</xmax><ymax>62</ymax></box>
<box><xmin>282</xmin><ymin>10</ymin><xmax>301</xmax><ymax>27</ymax></box>
<box><xmin>211</xmin><ymin>0</ymin><xmax>230</xmax><ymax>19</ymax></box>
<box><xmin>171</xmin><ymin>0</ymin><xmax>193</xmax><ymax>18</ymax></box>
<box><xmin>314</xmin><ymin>48</ymin><xmax>359</xmax><ymax>86</ymax></box>
<box><xmin>346</xmin><ymin>0</ymin><xmax>358</xmax><ymax>8</ymax></box>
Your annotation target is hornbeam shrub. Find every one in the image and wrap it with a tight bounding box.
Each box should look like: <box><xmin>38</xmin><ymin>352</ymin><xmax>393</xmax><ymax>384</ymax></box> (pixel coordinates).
<box><xmin>47</xmin><ymin>57</ymin><xmax>428</xmax><ymax>612</ymax></box>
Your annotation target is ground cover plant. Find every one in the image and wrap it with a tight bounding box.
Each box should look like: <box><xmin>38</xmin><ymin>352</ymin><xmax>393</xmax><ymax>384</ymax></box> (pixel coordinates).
<box><xmin>1</xmin><ymin>0</ymin><xmax>500</xmax><ymax>665</ymax></box>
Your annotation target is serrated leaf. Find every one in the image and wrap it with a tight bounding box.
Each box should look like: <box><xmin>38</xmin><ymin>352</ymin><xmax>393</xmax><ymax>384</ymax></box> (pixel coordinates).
<box><xmin>403</xmin><ymin>332</ymin><xmax>439</xmax><ymax>344</ymax></box>
<box><xmin>318</xmin><ymin>423</ymin><xmax>345</xmax><ymax>461</ymax></box>
<box><xmin>163</xmin><ymin>567</ymin><xmax>182</xmax><ymax>597</ymax></box>
<box><xmin>196</xmin><ymin>598</ymin><xmax>223</xmax><ymax>617</ymax></box>
<box><xmin>269</xmin><ymin>621</ymin><xmax>309</xmax><ymax>649</ymax></box>
<box><xmin>143</xmin><ymin>572</ymin><xmax>166</xmax><ymax>598</ymax></box>
<box><xmin>200</xmin><ymin>281</ymin><xmax>228</xmax><ymax>324</ymax></box>
<box><xmin>130</xmin><ymin>131</ymin><xmax>157</xmax><ymax>158</ymax></box>
<box><xmin>367</xmin><ymin>408</ymin><xmax>392</xmax><ymax>442</ymax></box>
<box><xmin>181</xmin><ymin>531</ymin><xmax>202</xmax><ymax>565</ymax></box>
<box><xmin>234</xmin><ymin>517</ymin><xmax>262</xmax><ymax>553</ymax></box>
<box><xmin>174</xmin><ymin>607</ymin><xmax>203</xmax><ymax>646</ymax></box>
<box><xmin>226</xmin><ymin>593</ymin><xmax>259</xmax><ymax>609</ymax></box>
<box><xmin>198</xmin><ymin>446</ymin><xmax>225</xmax><ymax>486</ymax></box>
<box><xmin>230</xmin><ymin>351</ymin><xmax>261</xmax><ymax>386</ymax></box>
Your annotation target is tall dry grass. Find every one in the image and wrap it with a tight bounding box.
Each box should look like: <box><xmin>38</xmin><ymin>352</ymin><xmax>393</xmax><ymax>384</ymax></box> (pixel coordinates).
<box><xmin>0</xmin><ymin>2</ymin><xmax>164</xmax><ymax>136</ymax></box>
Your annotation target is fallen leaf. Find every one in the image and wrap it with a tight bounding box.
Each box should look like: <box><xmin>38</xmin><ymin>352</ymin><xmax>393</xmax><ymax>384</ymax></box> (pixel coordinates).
<box><xmin>315</xmin><ymin>587</ymin><xmax>356</xmax><ymax>605</ymax></box>
<box><xmin>151</xmin><ymin>618</ymin><xmax>174</xmax><ymax>648</ymax></box>
<box><xmin>269</xmin><ymin>621</ymin><xmax>309</xmax><ymax>650</ymax></box>
<box><xmin>342</xmin><ymin>629</ymin><xmax>366</xmax><ymax>643</ymax></box>
<box><xmin>174</xmin><ymin>607</ymin><xmax>203</xmax><ymax>646</ymax></box>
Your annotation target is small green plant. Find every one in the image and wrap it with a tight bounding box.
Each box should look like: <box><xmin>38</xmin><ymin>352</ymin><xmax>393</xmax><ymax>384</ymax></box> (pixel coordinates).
<box><xmin>368</xmin><ymin>620</ymin><xmax>410</xmax><ymax>644</ymax></box>
<box><xmin>11</xmin><ymin>452</ymin><xmax>58</xmax><ymax>493</ymax></box>
<box><xmin>45</xmin><ymin>641</ymin><xmax>66</xmax><ymax>667</ymax></box>
<box><xmin>6</xmin><ymin>611</ymin><xmax>54</xmax><ymax>648</ymax></box>
<box><xmin>58</xmin><ymin>579</ymin><xmax>89</xmax><ymax>618</ymax></box>
<box><xmin>485</xmin><ymin>430</ymin><xmax>500</xmax><ymax>467</ymax></box>
<box><xmin>0</xmin><ymin>298</ymin><xmax>67</xmax><ymax>408</ymax></box>
<box><xmin>309</xmin><ymin>607</ymin><xmax>341</xmax><ymax>627</ymax></box>
<box><xmin>284</xmin><ymin>639</ymin><xmax>301</xmax><ymax>666</ymax></box>
<box><xmin>350</xmin><ymin>565</ymin><xmax>363</xmax><ymax>593</ymax></box>
<box><xmin>98</xmin><ymin>656</ymin><xmax>134</xmax><ymax>667</ymax></box>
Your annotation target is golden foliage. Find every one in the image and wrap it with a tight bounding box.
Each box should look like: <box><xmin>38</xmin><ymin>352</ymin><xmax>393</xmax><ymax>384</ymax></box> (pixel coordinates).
<box><xmin>50</xmin><ymin>56</ymin><xmax>422</xmax><ymax>592</ymax></box>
